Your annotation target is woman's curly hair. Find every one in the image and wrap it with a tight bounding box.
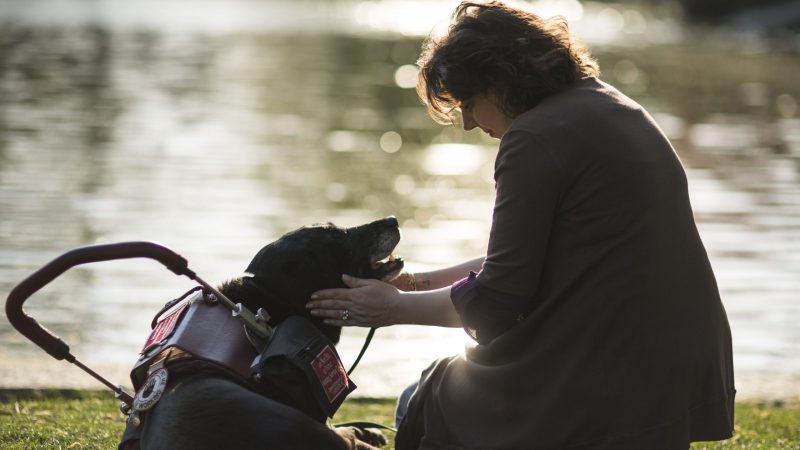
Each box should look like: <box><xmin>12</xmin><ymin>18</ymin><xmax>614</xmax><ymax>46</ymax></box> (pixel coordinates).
<box><xmin>417</xmin><ymin>1</ymin><xmax>599</xmax><ymax>124</ymax></box>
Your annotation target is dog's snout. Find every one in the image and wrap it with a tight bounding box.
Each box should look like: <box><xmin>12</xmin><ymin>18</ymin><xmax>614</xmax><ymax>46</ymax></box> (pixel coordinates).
<box><xmin>360</xmin><ymin>216</ymin><xmax>399</xmax><ymax>231</ymax></box>
<box><xmin>348</xmin><ymin>216</ymin><xmax>401</xmax><ymax>239</ymax></box>
<box><xmin>382</xmin><ymin>216</ymin><xmax>398</xmax><ymax>228</ymax></box>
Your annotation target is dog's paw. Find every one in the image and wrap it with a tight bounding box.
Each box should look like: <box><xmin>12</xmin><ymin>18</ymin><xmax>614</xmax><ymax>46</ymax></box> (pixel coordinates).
<box><xmin>336</xmin><ymin>425</ymin><xmax>388</xmax><ymax>449</ymax></box>
<box><xmin>355</xmin><ymin>426</ymin><xmax>388</xmax><ymax>447</ymax></box>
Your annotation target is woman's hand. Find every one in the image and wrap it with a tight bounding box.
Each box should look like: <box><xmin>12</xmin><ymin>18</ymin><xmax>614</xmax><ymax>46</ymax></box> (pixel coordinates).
<box><xmin>307</xmin><ymin>274</ymin><xmax>403</xmax><ymax>327</ymax></box>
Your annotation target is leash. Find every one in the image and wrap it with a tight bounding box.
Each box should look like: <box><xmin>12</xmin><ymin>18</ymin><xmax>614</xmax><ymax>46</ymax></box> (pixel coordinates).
<box><xmin>347</xmin><ymin>327</ymin><xmax>376</xmax><ymax>376</ymax></box>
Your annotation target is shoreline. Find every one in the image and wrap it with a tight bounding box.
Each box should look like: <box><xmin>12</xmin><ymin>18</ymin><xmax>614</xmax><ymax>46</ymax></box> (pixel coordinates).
<box><xmin>2</xmin><ymin>361</ymin><xmax>798</xmax><ymax>403</ymax></box>
<box><xmin>731</xmin><ymin>373</ymin><xmax>800</xmax><ymax>403</ymax></box>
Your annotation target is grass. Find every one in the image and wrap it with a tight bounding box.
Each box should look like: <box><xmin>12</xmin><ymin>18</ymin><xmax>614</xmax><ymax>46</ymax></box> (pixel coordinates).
<box><xmin>0</xmin><ymin>389</ymin><xmax>397</xmax><ymax>450</ymax></box>
<box><xmin>691</xmin><ymin>401</ymin><xmax>800</xmax><ymax>450</ymax></box>
<box><xmin>0</xmin><ymin>390</ymin><xmax>124</xmax><ymax>450</ymax></box>
<box><xmin>1</xmin><ymin>390</ymin><xmax>797</xmax><ymax>449</ymax></box>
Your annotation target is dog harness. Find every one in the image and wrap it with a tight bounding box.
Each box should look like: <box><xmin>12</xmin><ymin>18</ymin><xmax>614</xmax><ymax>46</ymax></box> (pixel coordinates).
<box><xmin>125</xmin><ymin>287</ymin><xmax>356</xmax><ymax>430</ymax></box>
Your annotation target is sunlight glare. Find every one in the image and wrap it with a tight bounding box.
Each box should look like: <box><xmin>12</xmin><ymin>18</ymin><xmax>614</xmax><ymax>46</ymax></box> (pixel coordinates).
<box><xmin>348</xmin><ymin>0</ymin><xmax>625</xmax><ymax>40</ymax></box>
<box><xmin>422</xmin><ymin>143</ymin><xmax>488</xmax><ymax>175</ymax></box>
<box><xmin>380</xmin><ymin>131</ymin><xmax>403</xmax><ymax>153</ymax></box>
<box><xmin>527</xmin><ymin>0</ymin><xmax>584</xmax><ymax>21</ymax></box>
<box><xmin>598</xmin><ymin>7</ymin><xmax>625</xmax><ymax>33</ymax></box>
<box><xmin>354</xmin><ymin>1</ymin><xmax>457</xmax><ymax>36</ymax></box>
<box><xmin>394</xmin><ymin>64</ymin><xmax>419</xmax><ymax>89</ymax></box>
<box><xmin>393</xmin><ymin>174</ymin><xmax>416</xmax><ymax>195</ymax></box>
<box><xmin>327</xmin><ymin>130</ymin><xmax>358</xmax><ymax>152</ymax></box>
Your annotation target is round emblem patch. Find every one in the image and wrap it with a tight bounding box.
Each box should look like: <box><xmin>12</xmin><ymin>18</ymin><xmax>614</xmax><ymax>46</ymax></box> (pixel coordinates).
<box><xmin>133</xmin><ymin>368</ymin><xmax>169</xmax><ymax>412</ymax></box>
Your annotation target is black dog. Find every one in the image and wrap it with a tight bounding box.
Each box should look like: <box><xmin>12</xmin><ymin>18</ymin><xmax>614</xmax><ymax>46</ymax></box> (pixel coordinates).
<box><xmin>119</xmin><ymin>217</ymin><xmax>403</xmax><ymax>450</ymax></box>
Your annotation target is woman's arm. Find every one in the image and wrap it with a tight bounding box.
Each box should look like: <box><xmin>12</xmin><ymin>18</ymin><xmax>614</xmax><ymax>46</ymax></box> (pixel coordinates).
<box><xmin>391</xmin><ymin>256</ymin><xmax>484</xmax><ymax>291</ymax></box>
<box><xmin>307</xmin><ymin>275</ymin><xmax>462</xmax><ymax>328</ymax></box>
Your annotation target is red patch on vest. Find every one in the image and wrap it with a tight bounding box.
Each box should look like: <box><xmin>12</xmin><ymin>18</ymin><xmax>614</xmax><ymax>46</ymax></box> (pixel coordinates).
<box><xmin>310</xmin><ymin>345</ymin><xmax>349</xmax><ymax>403</ymax></box>
<box><xmin>142</xmin><ymin>303</ymin><xmax>188</xmax><ymax>352</ymax></box>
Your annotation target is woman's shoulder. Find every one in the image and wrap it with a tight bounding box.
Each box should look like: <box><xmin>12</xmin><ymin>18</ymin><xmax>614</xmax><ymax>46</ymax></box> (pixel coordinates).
<box><xmin>508</xmin><ymin>77</ymin><xmax>642</xmax><ymax>136</ymax></box>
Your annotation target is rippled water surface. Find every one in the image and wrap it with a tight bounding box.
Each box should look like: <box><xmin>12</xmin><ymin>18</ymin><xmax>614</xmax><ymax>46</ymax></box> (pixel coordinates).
<box><xmin>1</xmin><ymin>0</ymin><xmax>798</xmax><ymax>398</ymax></box>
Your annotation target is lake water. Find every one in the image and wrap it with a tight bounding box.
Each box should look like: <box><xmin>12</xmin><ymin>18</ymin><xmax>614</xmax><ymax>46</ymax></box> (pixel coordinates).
<box><xmin>0</xmin><ymin>0</ymin><xmax>798</xmax><ymax>400</ymax></box>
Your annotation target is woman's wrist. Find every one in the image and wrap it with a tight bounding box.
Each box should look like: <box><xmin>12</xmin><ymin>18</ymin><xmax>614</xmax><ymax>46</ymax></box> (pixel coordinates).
<box><xmin>407</xmin><ymin>272</ymin><xmax>417</xmax><ymax>291</ymax></box>
<box><xmin>397</xmin><ymin>271</ymin><xmax>417</xmax><ymax>292</ymax></box>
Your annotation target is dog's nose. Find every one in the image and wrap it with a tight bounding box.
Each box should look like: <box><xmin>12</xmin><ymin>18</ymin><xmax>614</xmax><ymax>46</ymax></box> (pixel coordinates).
<box><xmin>383</xmin><ymin>216</ymin><xmax>399</xmax><ymax>227</ymax></box>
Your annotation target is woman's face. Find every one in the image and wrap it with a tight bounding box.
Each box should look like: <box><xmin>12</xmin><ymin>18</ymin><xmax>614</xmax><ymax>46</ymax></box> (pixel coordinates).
<box><xmin>459</xmin><ymin>93</ymin><xmax>513</xmax><ymax>139</ymax></box>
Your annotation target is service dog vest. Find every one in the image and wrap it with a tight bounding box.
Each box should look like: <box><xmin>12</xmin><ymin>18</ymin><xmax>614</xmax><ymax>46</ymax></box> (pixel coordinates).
<box><xmin>129</xmin><ymin>288</ymin><xmax>355</xmax><ymax>424</ymax></box>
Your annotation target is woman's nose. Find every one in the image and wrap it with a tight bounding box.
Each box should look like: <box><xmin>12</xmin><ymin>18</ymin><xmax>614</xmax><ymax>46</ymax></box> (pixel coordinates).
<box><xmin>461</xmin><ymin>110</ymin><xmax>477</xmax><ymax>131</ymax></box>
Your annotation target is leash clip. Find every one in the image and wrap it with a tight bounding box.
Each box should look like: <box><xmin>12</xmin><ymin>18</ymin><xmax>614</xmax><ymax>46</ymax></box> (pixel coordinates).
<box><xmin>232</xmin><ymin>302</ymin><xmax>273</xmax><ymax>343</ymax></box>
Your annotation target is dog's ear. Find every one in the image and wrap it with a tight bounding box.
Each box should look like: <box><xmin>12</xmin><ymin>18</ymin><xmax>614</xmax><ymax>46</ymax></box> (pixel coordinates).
<box><xmin>280</xmin><ymin>260</ymin><xmax>303</xmax><ymax>276</ymax></box>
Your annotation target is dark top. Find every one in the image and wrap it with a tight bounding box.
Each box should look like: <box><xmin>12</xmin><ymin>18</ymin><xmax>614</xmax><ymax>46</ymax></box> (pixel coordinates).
<box><xmin>397</xmin><ymin>77</ymin><xmax>735</xmax><ymax>449</ymax></box>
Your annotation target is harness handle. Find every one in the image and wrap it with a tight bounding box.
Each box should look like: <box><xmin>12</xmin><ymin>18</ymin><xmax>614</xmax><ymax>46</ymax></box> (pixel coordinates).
<box><xmin>6</xmin><ymin>241</ymin><xmax>194</xmax><ymax>362</ymax></box>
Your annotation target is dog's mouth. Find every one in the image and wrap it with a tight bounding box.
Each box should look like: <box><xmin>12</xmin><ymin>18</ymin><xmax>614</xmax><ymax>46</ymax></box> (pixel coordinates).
<box><xmin>369</xmin><ymin>252</ymin><xmax>404</xmax><ymax>281</ymax></box>
<box><xmin>350</xmin><ymin>216</ymin><xmax>404</xmax><ymax>282</ymax></box>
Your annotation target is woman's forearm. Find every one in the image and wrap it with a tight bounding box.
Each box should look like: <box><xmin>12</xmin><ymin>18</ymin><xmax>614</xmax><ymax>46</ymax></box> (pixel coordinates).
<box><xmin>396</xmin><ymin>287</ymin><xmax>463</xmax><ymax>327</ymax></box>
<box><xmin>308</xmin><ymin>275</ymin><xmax>464</xmax><ymax>328</ymax></box>
<box><xmin>405</xmin><ymin>256</ymin><xmax>485</xmax><ymax>291</ymax></box>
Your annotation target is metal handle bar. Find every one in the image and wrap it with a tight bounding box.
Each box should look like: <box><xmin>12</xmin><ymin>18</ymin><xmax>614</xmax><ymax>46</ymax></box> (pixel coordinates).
<box><xmin>5</xmin><ymin>241</ymin><xmax>195</xmax><ymax>362</ymax></box>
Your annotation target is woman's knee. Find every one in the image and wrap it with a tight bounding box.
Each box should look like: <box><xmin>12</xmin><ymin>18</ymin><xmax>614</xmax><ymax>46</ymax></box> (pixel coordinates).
<box><xmin>394</xmin><ymin>381</ymin><xmax>419</xmax><ymax>428</ymax></box>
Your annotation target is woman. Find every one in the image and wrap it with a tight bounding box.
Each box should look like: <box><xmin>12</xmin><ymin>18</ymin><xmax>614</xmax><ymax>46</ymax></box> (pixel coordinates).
<box><xmin>308</xmin><ymin>2</ymin><xmax>735</xmax><ymax>448</ymax></box>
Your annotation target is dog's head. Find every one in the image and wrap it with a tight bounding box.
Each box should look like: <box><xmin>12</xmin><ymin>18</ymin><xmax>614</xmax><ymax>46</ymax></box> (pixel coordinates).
<box><xmin>220</xmin><ymin>217</ymin><xmax>403</xmax><ymax>344</ymax></box>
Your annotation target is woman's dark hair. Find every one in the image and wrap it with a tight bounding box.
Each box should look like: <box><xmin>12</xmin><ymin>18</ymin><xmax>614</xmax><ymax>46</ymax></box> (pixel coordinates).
<box><xmin>417</xmin><ymin>1</ymin><xmax>599</xmax><ymax>124</ymax></box>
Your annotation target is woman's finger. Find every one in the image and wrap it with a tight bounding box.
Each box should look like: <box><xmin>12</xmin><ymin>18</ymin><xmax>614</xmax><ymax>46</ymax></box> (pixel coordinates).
<box><xmin>320</xmin><ymin>311</ymin><xmax>366</xmax><ymax>327</ymax></box>
<box><xmin>322</xmin><ymin>310</ymin><xmax>383</xmax><ymax>327</ymax></box>
<box><xmin>323</xmin><ymin>319</ymin><xmax>356</xmax><ymax>327</ymax></box>
<box><xmin>308</xmin><ymin>307</ymin><xmax>348</xmax><ymax>319</ymax></box>
<box><xmin>310</xmin><ymin>288</ymin><xmax>352</xmax><ymax>301</ymax></box>
<box><xmin>305</xmin><ymin>299</ymin><xmax>350</xmax><ymax>310</ymax></box>
<box><xmin>341</xmin><ymin>274</ymin><xmax>375</xmax><ymax>288</ymax></box>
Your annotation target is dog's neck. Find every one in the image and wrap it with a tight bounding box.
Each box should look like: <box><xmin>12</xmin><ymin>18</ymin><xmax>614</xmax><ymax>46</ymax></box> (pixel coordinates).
<box><xmin>218</xmin><ymin>276</ymin><xmax>285</xmax><ymax>325</ymax></box>
<box><xmin>218</xmin><ymin>276</ymin><xmax>341</xmax><ymax>344</ymax></box>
